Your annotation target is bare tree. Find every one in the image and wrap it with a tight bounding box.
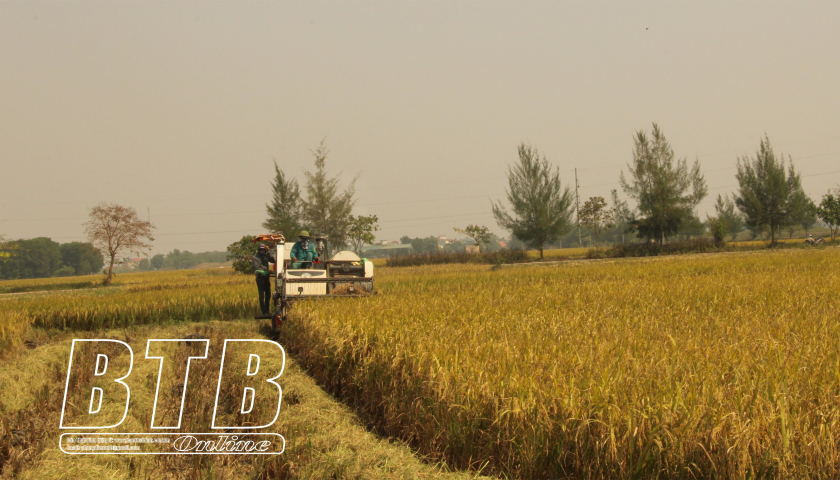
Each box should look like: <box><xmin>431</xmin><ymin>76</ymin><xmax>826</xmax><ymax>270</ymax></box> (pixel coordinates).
<box><xmin>84</xmin><ymin>202</ymin><xmax>155</xmax><ymax>285</ymax></box>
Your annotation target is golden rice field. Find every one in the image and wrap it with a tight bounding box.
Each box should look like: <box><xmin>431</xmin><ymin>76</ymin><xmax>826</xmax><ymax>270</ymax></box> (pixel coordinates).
<box><xmin>0</xmin><ymin>269</ymin><xmax>257</xmax><ymax>353</ymax></box>
<box><xmin>2</xmin><ymin>247</ymin><xmax>840</xmax><ymax>478</ymax></box>
<box><xmin>282</xmin><ymin>247</ymin><xmax>840</xmax><ymax>478</ymax></box>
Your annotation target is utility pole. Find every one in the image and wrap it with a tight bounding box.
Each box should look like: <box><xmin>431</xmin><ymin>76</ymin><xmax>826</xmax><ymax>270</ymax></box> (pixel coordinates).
<box><xmin>575</xmin><ymin>168</ymin><xmax>582</xmax><ymax>247</ymax></box>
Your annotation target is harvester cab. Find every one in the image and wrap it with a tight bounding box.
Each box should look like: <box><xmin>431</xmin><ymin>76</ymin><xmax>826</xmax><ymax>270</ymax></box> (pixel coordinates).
<box><xmin>251</xmin><ymin>233</ymin><xmax>374</xmax><ymax>331</ymax></box>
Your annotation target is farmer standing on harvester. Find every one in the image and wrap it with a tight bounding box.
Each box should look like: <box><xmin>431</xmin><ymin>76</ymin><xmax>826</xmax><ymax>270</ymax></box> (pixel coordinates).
<box><xmin>252</xmin><ymin>244</ymin><xmax>275</xmax><ymax>315</ymax></box>
<box><xmin>290</xmin><ymin>231</ymin><xmax>319</xmax><ymax>269</ymax></box>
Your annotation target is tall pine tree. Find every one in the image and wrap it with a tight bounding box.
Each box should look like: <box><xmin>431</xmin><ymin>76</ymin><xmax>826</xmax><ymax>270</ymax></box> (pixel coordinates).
<box><xmin>492</xmin><ymin>143</ymin><xmax>574</xmax><ymax>259</ymax></box>
<box><xmin>301</xmin><ymin>141</ymin><xmax>358</xmax><ymax>250</ymax></box>
<box><xmin>734</xmin><ymin>136</ymin><xmax>807</xmax><ymax>244</ymax></box>
<box><xmin>619</xmin><ymin>123</ymin><xmax>707</xmax><ymax>244</ymax></box>
<box><xmin>263</xmin><ymin>161</ymin><xmax>304</xmax><ymax>239</ymax></box>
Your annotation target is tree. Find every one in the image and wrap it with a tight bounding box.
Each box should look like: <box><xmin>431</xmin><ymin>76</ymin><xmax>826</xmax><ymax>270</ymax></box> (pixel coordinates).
<box><xmin>84</xmin><ymin>202</ymin><xmax>155</xmax><ymax>285</ymax></box>
<box><xmin>226</xmin><ymin>235</ymin><xmax>257</xmax><ymax>274</ymax></box>
<box><xmin>302</xmin><ymin>141</ymin><xmax>358</xmax><ymax>250</ymax></box>
<box><xmin>815</xmin><ymin>191</ymin><xmax>840</xmax><ymax>241</ymax></box>
<box><xmin>608</xmin><ymin>189</ymin><xmax>634</xmax><ymax>244</ymax></box>
<box><xmin>401</xmin><ymin>236</ymin><xmax>438</xmax><ymax>254</ymax></box>
<box><xmin>482</xmin><ymin>233</ymin><xmax>502</xmax><ymax>253</ymax></box>
<box><xmin>786</xmin><ymin>183</ymin><xmax>814</xmax><ymax>239</ymax></box>
<box><xmin>619</xmin><ymin>123</ymin><xmax>707</xmax><ymax>244</ymax></box>
<box><xmin>706</xmin><ymin>215</ymin><xmax>727</xmax><ymax>247</ymax></box>
<box><xmin>797</xmin><ymin>198</ymin><xmax>818</xmax><ymax>237</ymax></box>
<box><xmin>150</xmin><ymin>254</ymin><xmax>165</xmax><ymax>270</ymax></box>
<box><xmin>53</xmin><ymin>265</ymin><xmax>75</xmax><ymax>277</ymax></box>
<box><xmin>748</xmin><ymin>225</ymin><xmax>767</xmax><ymax>241</ymax></box>
<box><xmin>263</xmin><ymin>161</ymin><xmax>304</xmax><ymax>238</ymax></box>
<box><xmin>502</xmin><ymin>235</ymin><xmax>525</xmax><ymax>250</ymax></box>
<box><xmin>163</xmin><ymin>249</ymin><xmax>198</xmax><ymax>270</ymax></box>
<box><xmin>492</xmin><ymin>144</ymin><xmax>575</xmax><ymax>259</ymax></box>
<box><xmin>0</xmin><ymin>237</ymin><xmax>62</xmax><ymax>279</ymax></box>
<box><xmin>137</xmin><ymin>258</ymin><xmax>151</xmax><ymax>271</ymax></box>
<box><xmin>578</xmin><ymin>197</ymin><xmax>614</xmax><ymax>249</ymax></box>
<box><xmin>347</xmin><ymin>214</ymin><xmax>379</xmax><ymax>254</ymax></box>
<box><xmin>734</xmin><ymin>136</ymin><xmax>806</xmax><ymax>245</ymax></box>
<box><xmin>0</xmin><ymin>234</ymin><xmax>16</xmax><ymax>261</ymax></box>
<box><xmin>60</xmin><ymin>242</ymin><xmax>104</xmax><ymax>276</ymax></box>
<box><xmin>713</xmin><ymin>194</ymin><xmax>744</xmax><ymax>241</ymax></box>
<box><xmin>453</xmin><ymin>224</ymin><xmax>492</xmax><ymax>253</ymax></box>
<box><xmin>677</xmin><ymin>213</ymin><xmax>706</xmax><ymax>239</ymax></box>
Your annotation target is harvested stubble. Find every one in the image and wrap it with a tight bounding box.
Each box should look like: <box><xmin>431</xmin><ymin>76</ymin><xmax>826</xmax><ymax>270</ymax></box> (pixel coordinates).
<box><xmin>0</xmin><ymin>320</ymin><xmax>483</xmax><ymax>480</ymax></box>
<box><xmin>283</xmin><ymin>248</ymin><xmax>840</xmax><ymax>479</ymax></box>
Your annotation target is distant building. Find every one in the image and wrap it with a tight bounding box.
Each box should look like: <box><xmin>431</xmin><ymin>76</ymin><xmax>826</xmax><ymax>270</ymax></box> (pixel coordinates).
<box><xmin>360</xmin><ymin>244</ymin><xmax>413</xmax><ymax>259</ymax></box>
<box><xmin>124</xmin><ymin>258</ymin><xmax>145</xmax><ymax>269</ymax></box>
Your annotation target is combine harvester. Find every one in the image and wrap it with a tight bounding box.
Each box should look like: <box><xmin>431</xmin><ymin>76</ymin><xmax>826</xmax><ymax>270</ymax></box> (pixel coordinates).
<box><xmin>252</xmin><ymin>234</ymin><xmax>374</xmax><ymax>331</ymax></box>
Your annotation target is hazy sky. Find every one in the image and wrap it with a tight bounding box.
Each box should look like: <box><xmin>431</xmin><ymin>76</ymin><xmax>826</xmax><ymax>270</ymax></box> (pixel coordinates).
<box><xmin>2</xmin><ymin>1</ymin><xmax>839</xmax><ymax>253</ymax></box>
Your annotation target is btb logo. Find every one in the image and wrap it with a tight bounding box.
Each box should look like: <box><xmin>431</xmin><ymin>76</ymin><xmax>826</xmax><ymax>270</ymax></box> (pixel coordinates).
<box><xmin>59</xmin><ymin>339</ymin><xmax>285</xmax><ymax>430</ymax></box>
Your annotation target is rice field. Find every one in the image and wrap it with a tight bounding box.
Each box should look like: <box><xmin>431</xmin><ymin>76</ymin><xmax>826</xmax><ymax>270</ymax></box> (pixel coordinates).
<box><xmin>2</xmin><ymin>247</ymin><xmax>839</xmax><ymax>478</ymax></box>
<box><xmin>0</xmin><ymin>269</ymin><xmax>256</xmax><ymax>353</ymax></box>
<box><xmin>281</xmin><ymin>247</ymin><xmax>840</xmax><ymax>478</ymax></box>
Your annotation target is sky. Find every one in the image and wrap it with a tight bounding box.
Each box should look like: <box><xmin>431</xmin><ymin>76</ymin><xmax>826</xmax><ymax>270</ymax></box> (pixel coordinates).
<box><xmin>2</xmin><ymin>1</ymin><xmax>839</xmax><ymax>254</ymax></box>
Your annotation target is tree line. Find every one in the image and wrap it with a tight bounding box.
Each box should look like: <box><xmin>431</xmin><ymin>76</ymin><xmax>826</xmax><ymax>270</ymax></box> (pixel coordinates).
<box><xmin>491</xmin><ymin>124</ymin><xmax>840</xmax><ymax>258</ymax></box>
<box><xmin>138</xmin><ymin>250</ymin><xmax>228</xmax><ymax>271</ymax></box>
<box><xmin>0</xmin><ymin>236</ymin><xmax>228</xmax><ymax>280</ymax></box>
<box><xmin>0</xmin><ymin>238</ymin><xmax>104</xmax><ymax>279</ymax></box>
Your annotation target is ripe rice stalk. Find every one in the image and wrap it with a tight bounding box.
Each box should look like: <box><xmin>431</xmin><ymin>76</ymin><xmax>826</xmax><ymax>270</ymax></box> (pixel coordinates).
<box><xmin>281</xmin><ymin>248</ymin><xmax>840</xmax><ymax>479</ymax></box>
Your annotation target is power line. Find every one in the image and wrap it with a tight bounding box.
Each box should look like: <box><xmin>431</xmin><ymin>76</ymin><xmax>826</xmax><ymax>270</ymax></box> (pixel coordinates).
<box><xmin>1</xmin><ymin>192</ymin><xmax>506</xmax><ymax>223</ymax></box>
<box><xmin>697</xmin><ymin>134</ymin><xmax>840</xmax><ymax>158</ymax></box>
<box><xmin>578</xmin><ymin>151</ymin><xmax>840</xmax><ymax>190</ymax></box>
<box><xmin>359</xmin><ymin>192</ymin><xmax>505</xmax><ymax>207</ymax></box>
<box><xmin>356</xmin><ymin>175</ymin><xmax>505</xmax><ymax>193</ymax></box>
<box><xmin>377</xmin><ymin>214</ymin><xmax>496</xmax><ymax>232</ymax></box>
<box><xmin>27</xmin><ymin>210</ymin><xmax>503</xmax><ymax>241</ymax></box>
<box><xmin>378</xmin><ymin>211</ymin><xmax>496</xmax><ymax>224</ymax></box>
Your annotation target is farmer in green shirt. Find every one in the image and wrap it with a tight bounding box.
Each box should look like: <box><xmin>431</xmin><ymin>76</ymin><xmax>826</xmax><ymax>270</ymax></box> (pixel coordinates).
<box><xmin>290</xmin><ymin>231</ymin><xmax>319</xmax><ymax>269</ymax></box>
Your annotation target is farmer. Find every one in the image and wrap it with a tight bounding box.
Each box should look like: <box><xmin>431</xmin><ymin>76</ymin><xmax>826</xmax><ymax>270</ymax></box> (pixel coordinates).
<box><xmin>252</xmin><ymin>244</ymin><xmax>275</xmax><ymax>315</ymax></box>
<box><xmin>290</xmin><ymin>231</ymin><xmax>319</xmax><ymax>269</ymax></box>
